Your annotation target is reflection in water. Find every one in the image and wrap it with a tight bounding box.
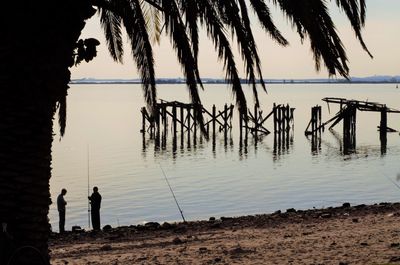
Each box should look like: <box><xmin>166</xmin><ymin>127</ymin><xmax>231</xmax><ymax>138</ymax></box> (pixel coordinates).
<box><xmin>142</xmin><ymin>122</ymin><xmax>295</xmax><ymax>162</ymax></box>
<box><xmin>273</xmin><ymin>127</ymin><xmax>294</xmax><ymax>161</ymax></box>
<box><xmin>316</xmin><ymin>98</ymin><xmax>400</xmax><ymax>156</ymax></box>
<box><xmin>304</xmin><ymin>99</ymin><xmax>395</xmax><ymax>156</ymax></box>
<box><xmin>306</xmin><ymin>132</ymin><xmax>322</xmax><ymax>155</ymax></box>
<box><xmin>142</xmin><ymin>98</ymin><xmax>395</xmax><ymax>160</ymax></box>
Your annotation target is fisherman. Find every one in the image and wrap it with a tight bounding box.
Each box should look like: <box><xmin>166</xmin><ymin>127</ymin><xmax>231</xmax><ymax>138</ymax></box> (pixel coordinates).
<box><xmin>57</xmin><ymin>188</ymin><xmax>67</xmax><ymax>233</ymax></box>
<box><xmin>88</xmin><ymin>186</ymin><xmax>102</xmax><ymax>230</ymax></box>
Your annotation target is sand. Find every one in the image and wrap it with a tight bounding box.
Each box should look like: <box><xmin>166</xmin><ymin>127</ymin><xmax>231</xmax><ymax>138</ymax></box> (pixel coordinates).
<box><xmin>49</xmin><ymin>202</ymin><xmax>400</xmax><ymax>265</ymax></box>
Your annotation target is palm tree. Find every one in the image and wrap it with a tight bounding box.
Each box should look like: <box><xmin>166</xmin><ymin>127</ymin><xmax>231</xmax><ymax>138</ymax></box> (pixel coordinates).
<box><xmin>0</xmin><ymin>0</ymin><xmax>370</xmax><ymax>263</ymax></box>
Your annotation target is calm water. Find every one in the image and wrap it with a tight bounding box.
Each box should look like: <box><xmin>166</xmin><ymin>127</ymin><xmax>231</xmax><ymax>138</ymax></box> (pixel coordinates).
<box><xmin>50</xmin><ymin>83</ymin><xmax>400</xmax><ymax>231</ymax></box>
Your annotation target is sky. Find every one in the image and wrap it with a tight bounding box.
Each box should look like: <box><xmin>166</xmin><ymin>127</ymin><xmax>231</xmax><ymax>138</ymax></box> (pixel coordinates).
<box><xmin>71</xmin><ymin>0</ymin><xmax>400</xmax><ymax>80</ymax></box>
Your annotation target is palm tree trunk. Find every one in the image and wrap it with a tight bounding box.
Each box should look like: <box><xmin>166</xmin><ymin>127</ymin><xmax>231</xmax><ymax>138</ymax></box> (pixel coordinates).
<box><xmin>0</xmin><ymin>1</ymin><xmax>95</xmax><ymax>264</ymax></box>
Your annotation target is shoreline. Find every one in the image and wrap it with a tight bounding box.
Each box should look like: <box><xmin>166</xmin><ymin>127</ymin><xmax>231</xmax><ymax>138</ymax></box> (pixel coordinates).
<box><xmin>50</xmin><ymin>202</ymin><xmax>400</xmax><ymax>264</ymax></box>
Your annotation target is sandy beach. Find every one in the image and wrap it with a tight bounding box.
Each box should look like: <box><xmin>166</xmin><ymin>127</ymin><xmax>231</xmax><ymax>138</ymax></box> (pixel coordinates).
<box><xmin>49</xmin><ymin>202</ymin><xmax>400</xmax><ymax>265</ymax></box>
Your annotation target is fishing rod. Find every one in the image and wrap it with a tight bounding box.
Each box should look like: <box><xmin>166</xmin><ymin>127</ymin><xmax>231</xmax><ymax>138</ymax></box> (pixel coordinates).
<box><xmin>87</xmin><ymin>146</ymin><xmax>91</xmax><ymax>229</ymax></box>
<box><xmin>159</xmin><ymin>164</ymin><xmax>186</xmax><ymax>223</ymax></box>
<box><xmin>384</xmin><ymin>173</ymin><xmax>400</xmax><ymax>191</ymax></box>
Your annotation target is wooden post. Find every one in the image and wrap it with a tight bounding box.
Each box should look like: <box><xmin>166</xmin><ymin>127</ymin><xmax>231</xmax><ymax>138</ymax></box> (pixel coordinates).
<box><xmin>311</xmin><ymin>107</ymin><xmax>316</xmax><ymax>133</ymax></box>
<box><xmin>156</xmin><ymin>105</ymin><xmax>160</xmax><ymax>136</ymax></box>
<box><xmin>273</xmin><ymin>103</ymin><xmax>277</xmax><ymax>134</ymax></box>
<box><xmin>282</xmin><ymin>105</ymin><xmax>286</xmax><ymax>134</ymax></box>
<box><xmin>224</xmin><ymin>104</ymin><xmax>228</xmax><ymax>132</ymax></box>
<box><xmin>239</xmin><ymin>109</ymin><xmax>243</xmax><ymax>141</ymax></box>
<box><xmin>172</xmin><ymin>102</ymin><xmax>178</xmax><ymax>155</ymax></box>
<box><xmin>141</xmin><ymin>107</ymin><xmax>146</xmax><ymax>133</ymax></box>
<box><xmin>224</xmin><ymin>104</ymin><xmax>228</xmax><ymax>143</ymax></box>
<box><xmin>229</xmin><ymin>104</ymin><xmax>234</xmax><ymax>128</ymax></box>
<box><xmin>180</xmin><ymin>105</ymin><xmax>184</xmax><ymax>135</ymax></box>
<box><xmin>187</xmin><ymin>106</ymin><xmax>191</xmax><ymax>139</ymax></box>
<box><xmin>172</xmin><ymin>103</ymin><xmax>177</xmax><ymax>140</ymax></box>
<box><xmin>193</xmin><ymin>106</ymin><xmax>197</xmax><ymax>142</ymax></box>
<box><xmin>318</xmin><ymin>106</ymin><xmax>322</xmax><ymax>132</ymax></box>
<box><xmin>351</xmin><ymin>106</ymin><xmax>356</xmax><ymax>148</ymax></box>
<box><xmin>163</xmin><ymin>105</ymin><xmax>167</xmax><ymax>136</ymax></box>
<box><xmin>380</xmin><ymin>106</ymin><xmax>388</xmax><ymax>134</ymax></box>
<box><xmin>380</xmin><ymin>106</ymin><xmax>387</xmax><ymax>144</ymax></box>
<box><xmin>343</xmin><ymin>106</ymin><xmax>352</xmax><ymax>153</ymax></box>
<box><xmin>286</xmin><ymin>104</ymin><xmax>290</xmax><ymax>130</ymax></box>
<box><xmin>212</xmin><ymin>104</ymin><xmax>216</xmax><ymax>141</ymax></box>
<box><xmin>290</xmin><ymin>108</ymin><xmax>295</xmax><ymax>125</ymax></box>
<box><xmin>254</xmin><ymin>105</ymin><xmax>258</xmax><ymax>139</ymax></box>
<box><xmin>245</xmin><ymin>108</ymin><xmax>248</xmax><ymax>142</ymax></box>
<box><xmin>277</xmin><ymin>106</ymin><xmax>282</xmax><ymax>133</ymax></box>
<box><xmin>186</xmin><ymin>106</ymin><xmax>191</xmax><ymax>148</ymax></box>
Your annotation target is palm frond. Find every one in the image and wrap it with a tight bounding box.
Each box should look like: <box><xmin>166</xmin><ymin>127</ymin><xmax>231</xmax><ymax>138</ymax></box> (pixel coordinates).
<box><xmin>273</xmin><ymin>0</ymin><xmax>349</xmax><ymax>77</ymax></box>
<box><xmin>197</xmin><ymin>0</ymin><xmax>247</xmax><ymax>117</ymax></box>
<box><xmin>181</xmin><ymin>0</ymin><xmax>202</xmax><ymax>88</ymax></box>
<box><xmin>333</xmin><ymin>0</ymin><xmax>372</xmax><ymax>57</ymax></box>
<box><xmin>214</xmin><ymin>0</ymin><xmax>261</xmax><ymax>107</ymax></box>
<box><xmin>249</xmin><ymin>0</ymin><xmax>288</xmax><ymax>46</ymax></box>
<box><xmin>140</xmin><ymin>0</ymin><xmax>162</xmax><ymax>44</ymax></box>
<box><xmin>181</xmin><ymin>0</ymin><xmax>199</xmax><ymax>61</ymax></box>
<box><xmin>99</xmin><ymin>4</ymin><xmax>124</xmax><ymax>63</ymax></box>
<box><xmin>237</xmin><ymin>0</ymin><xmax>267</xmax><ymax>104</ymax></box>
<box><xmin>99</xmin><ymin>0</ymin><xmax>157</xmax><ymax>113</ymax></box>
<box><xmin>161</xmin><ymin>0</ymin><xmax>206</xmax><ymax>132</ymax></box>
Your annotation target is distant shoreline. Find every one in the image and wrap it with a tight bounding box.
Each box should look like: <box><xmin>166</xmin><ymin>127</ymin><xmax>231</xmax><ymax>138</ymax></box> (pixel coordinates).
<box><xmin>70</xmin><ymin>75</ymin><xmax>399</xmax><ymax>85</ymax></box>
<box><xmin>70</xmin><ymin>80</ymin><xmax>399</xmax><ymax>85</ymax></box>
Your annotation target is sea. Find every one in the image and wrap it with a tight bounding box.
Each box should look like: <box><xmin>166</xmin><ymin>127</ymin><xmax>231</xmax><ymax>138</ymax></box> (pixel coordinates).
<box><xmin>49</xmin><ymin>83</ymin><xmax>400</xmax><ymax>231</ymax></box>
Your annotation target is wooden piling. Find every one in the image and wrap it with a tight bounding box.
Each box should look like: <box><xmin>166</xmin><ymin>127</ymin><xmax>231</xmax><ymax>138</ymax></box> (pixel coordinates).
<box><xmin>281</xmin><ymin>106</ymin><xmax>284</xmax><ymax>132</ymax></box>
<box><xmin>254</xmin><ymin>105</ymin><xmax>258</xmax><ymax>139</ymax></box>
<box><xmin>380</xmin><ymin>106</ymin><xmax>387</xmax><ymax>143</ymax></box>
<box><xmin>277</xmin><ymin>106</ymin><xmax>282</xmax><ymax>133</ymax></box>
<box><xmin>239</xmin><ymin>110</ymin><xmax>243</xmax><ymax>140</ymax></box>
<box><xmin>193</xmin><ymin>106</ymin><xmax>197</xmax><ymax>140</ymax></box>
<box><xmin>180</xmin><ymin>106</ymin><xmax>184</xmax><ymax>135</ymax></box>
<box><xmin>172</xmin><ymin>103</ymin><xmax>177</xmax><ymax>140</ymax></box>
<box><xmin>156</xmin><ymin>106</ymin><xmax>160</xmax><ymax>136</ymax></box>
<box><xmin>187</xmin><ymin>106</ymin><xmax>191</xmax><ymax>135</ymax></box>
<box><xmin>163</xmin><ymin>104</ymin><xmax>167</xmax><ymax>135</ymax></box>
<box><xmin>141</xmin><ymin>107</ymin><xmax>146</xmax><ymax>133</ymax></box>
<box><xmin>212</xmin><ymin>104</ymin><xmax>216</xmax><ymax>139</ymax></box>
<box><xmin>380</xmin><ymin>106</ymin><xmax>388</xmax><ymax>133</ymax></box>
<box><xmin>273</xmin><ymin>103</ymin><xmax>277</xmax><ymax>134</ymax></box>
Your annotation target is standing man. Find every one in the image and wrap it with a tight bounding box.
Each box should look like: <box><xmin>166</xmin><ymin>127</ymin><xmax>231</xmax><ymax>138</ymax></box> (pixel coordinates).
<box><xmin>57</xmin><ymin>188</ymin><xmax>67</xmax><ymax>233</ymax></box>
<box><xmin>88</xmin><ymin>186</ymin><xmax>102</xmax><ymax>230</ymax></box>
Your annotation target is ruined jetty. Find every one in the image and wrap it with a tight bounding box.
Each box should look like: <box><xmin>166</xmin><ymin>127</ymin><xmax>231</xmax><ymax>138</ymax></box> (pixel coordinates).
<box><xmin>141</xmin><ymin>100</ymin><xmax>295</xmax><ymax>152</ymax></box>
<box><xmin>305</xmin><ymin>97</ymin><xmax>400</xmax><ymax>154</ymax></box>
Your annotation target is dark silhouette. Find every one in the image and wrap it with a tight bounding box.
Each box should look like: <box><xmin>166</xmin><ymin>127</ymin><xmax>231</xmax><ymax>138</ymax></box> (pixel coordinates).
<box><xmin>88</xmin><ymin>186</ymin><xmax>102</xmax><ymax>230</ymax></box>
<box><xmin>57</xmin><ymin>189</ymin><xmax>67</xmax><ymax>233</ymax></box>
<box><xmin>1</xmin><ymin>0</ymin><xmax>372</xmax><ymax>263</ymax></box>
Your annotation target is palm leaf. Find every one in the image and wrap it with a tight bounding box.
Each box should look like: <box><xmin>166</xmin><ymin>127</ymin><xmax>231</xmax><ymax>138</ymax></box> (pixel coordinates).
<box><xmin>99</xmin><ymin>3</ymin><xmax>124</xmax><ymax>63</ymax></box>
<box><xmin>161</xmin><ymin>0</ymin><xmax>206</xmax><ymax>132</ymax></box>
<box><xmin>140</xmin><ymin>0</ymin><xmax>162</xmax><ymax>44</ymax></box>
<box><xmin>99</xmin><ymin>0</ymin><xmax>157</xmax><ymax>113</ymax></box>
<box><xmin>197</xmin><ymin>0</ymin><xmax>247</xmax><ymax>118</ymax></box>
<box><xmin>237</xmin><ymin>0</ymin><xmax>267</xmax><ymax>103</ymax></box>
<box><xmin>181</xmin><ymin>0</ymin><xmax>199</xmax><ymax>61</ymax></box>
<box><xmin>273</xmin><ymin>0</ymin><xmax>349</xmax><ymax>77</ymax></box>
<box><xmin>249</xmin><ymin>0</ymin><xmax>288</xmax><ymax>46</ymax></box>
<box><xmin>214</xmin><ymin>0</ymin><xmax>261</xmax><ymax>107</ymax></box>
<box><xmin>334</xmin><ymin>0</ymin><xmax>372</xmax><ymax>57</ymax></box>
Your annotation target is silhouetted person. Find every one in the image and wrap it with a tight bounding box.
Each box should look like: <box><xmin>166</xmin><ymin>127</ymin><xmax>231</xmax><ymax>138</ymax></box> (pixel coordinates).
<box><xmin>57</xmin><ymin>188</ymin><xmax>67</xmax><ymax>233</ymax></box>
<box><xmin>88</xmin><ymin>186</ymin><xmax>102</xmax><ymax>230</ymax></box>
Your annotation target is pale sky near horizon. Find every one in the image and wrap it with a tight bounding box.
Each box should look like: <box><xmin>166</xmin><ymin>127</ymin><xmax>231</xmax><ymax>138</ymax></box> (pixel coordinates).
<box><xmin>71</xmin><ymin>0</ymin><xmax>400</xmax><ymax>80</ymax></box>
